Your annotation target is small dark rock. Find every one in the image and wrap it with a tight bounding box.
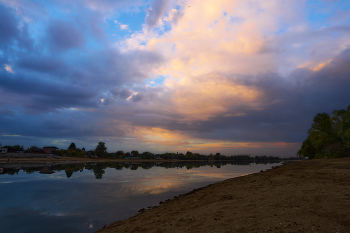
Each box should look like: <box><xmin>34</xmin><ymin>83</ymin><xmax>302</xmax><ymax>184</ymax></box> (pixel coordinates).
<box><xmin>138</xmin><ymin>208</ymin><xmax>146</xmax><ymax>213</ymax></box>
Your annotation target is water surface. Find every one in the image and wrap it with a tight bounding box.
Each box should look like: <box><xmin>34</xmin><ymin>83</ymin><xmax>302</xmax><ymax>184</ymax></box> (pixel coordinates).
<box><xmin>0</xmin><ymin>161</ymin><xmax>281</xmax><ymax>233</ymax></box>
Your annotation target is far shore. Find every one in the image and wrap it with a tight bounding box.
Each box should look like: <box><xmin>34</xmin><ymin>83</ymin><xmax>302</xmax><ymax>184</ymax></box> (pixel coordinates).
<box><xmin>0</xmin><ymin>156</ymin><xmax>196</xmax><ymax>164</ymax></box>
<box><xmin>0</xmin><ymin>156</ymin><xmax>289</xmax><ymax>165</ymax></box>
<box><xmin>96</xmin><ymin>157</ymin><xmax>350</xmax><ymax>233</ymax></box>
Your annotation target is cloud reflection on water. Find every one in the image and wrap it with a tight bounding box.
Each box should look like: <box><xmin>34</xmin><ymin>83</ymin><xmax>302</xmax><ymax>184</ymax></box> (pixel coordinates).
<box><xmin>0</xmin><ymin>162</ymin><xmax>281</xmax><ymax>232</ymax></box>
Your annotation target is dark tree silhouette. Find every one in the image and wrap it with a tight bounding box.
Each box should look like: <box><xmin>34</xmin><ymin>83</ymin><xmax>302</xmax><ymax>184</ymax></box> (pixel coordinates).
<box><xmin>95</xmin><ymin>142</ymin><xmax>107</xmax><ymax>158</ymax></box>
<box><xmin>68</xmin><ymin>143</ymin><xmax>76</xmax><ymax>150</ymax></box>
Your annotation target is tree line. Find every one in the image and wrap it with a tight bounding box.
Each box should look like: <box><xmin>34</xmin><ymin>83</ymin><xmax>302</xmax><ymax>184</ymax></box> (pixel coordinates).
<box><xmin>297</xmin><ymin>105</ymin><xmax>350</xmax><ymax>159</ymax></box>
<box><xmin>1</xmin><ymin>141</ymin><xmax>285</xmax><ymax>162</ymax></box>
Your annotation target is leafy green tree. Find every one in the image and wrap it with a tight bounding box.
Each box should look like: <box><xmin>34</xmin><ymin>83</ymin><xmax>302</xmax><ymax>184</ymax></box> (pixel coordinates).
<box><xmin>141</xmin><ymin>151</ymin><xmax>155</xmax><ymax>159</ymax></box>
<box><xmin>57</xmin><ymin>149</ymin><xmax>65</xmax><ymax>156</ymax></box>
<box><xmin>299</xmin><ymin>106</ymin><xmax>350</xmax><ymax>158</ymax></box>
<box><xmin>115</xmin><ymin>150</ymin><xmax>124</xmax><ymax>158</ymax></box>
<box><xmin>300</xmin><ymin>137</ymin><xmax>316</xmax><ymax>158</ymax></box>
<box><xmin>82</xmin><ymin>147</ymin><xmax>85</xmax><ymax>151</ymax></box>
<box><xmin>95</xmin><ymin>142</ymin><xmax>107</xmax><ymax>158</ymax></box>
<box><xmin>116</xmin><ymin>150</ymin><xmax>124</xmax><ymax>156</ymax></box>
<box><xmin>78</xmin><ymin>150</ymin><xmax>85</xmax><ymax>157</ymax></box>
<box><xmin>12</xmin><ymin>145</ymin><xmax>24</xmax><ymax>151</ymax></box>
<box><xmin>131</xmin><ymin>150</ymin><xmax>139</xmax><ymax>156</ymax></box>
<box><xmin>28</xmin><ymin>146</ymin><xmax>40</xmax><ymax>152</ymax></box>
<box><xmin>339</xmin><ymin>108</ymin><xmax>350</xmax><ymax>149</ymax></box>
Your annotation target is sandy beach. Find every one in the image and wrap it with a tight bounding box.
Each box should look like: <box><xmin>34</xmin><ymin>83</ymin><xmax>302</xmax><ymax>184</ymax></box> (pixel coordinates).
<box><xmin>96</xmin><ymin>158</ymin><xmax>350</xmax><ymax>233</ymax></box>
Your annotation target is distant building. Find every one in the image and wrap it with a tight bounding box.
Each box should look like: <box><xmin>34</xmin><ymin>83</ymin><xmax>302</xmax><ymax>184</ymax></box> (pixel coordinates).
<box><xmin>0</xmin><ymin>148</ymin><xmax>8</xmax><ymax>154</ymax></box>
<box><xmin>43</xmin><ymin>147</ymin><xmax>58</xmax><ymax>154</ymax></box>
<box><xmin>6</xmin><ymin>147</ymin><xmax>16</xmax><ymax>153</ymax></box>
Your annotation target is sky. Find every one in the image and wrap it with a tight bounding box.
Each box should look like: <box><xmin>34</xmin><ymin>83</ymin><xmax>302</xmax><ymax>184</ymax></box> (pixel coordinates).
<box><xmin>0</xmin><ymin>0</ymin><xmax>350</xmax><ymax>157</ymax></box>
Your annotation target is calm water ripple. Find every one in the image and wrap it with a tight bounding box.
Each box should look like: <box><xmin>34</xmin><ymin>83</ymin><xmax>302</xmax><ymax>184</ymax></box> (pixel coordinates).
<box><xmin>0</xmin><ymin>161</ymin><xmax>281</xmax><ymax>233</ymax></box>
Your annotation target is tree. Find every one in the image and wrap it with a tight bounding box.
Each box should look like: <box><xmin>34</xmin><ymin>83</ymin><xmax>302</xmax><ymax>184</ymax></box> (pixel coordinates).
<box><xmin>28</xmin><ymin>146</ymin><xmax>40</xmax><ymax>152</ymax></box>
<box><xmin>12</xmin><ymin>145</ymin><xmax>24</xmax><ymax>151</ymax></box>
<box><xmin>68</xmin><ymin>143</ymin><xmax>76</xmax><ymax>150</ymax></box>
<box><xmin>131</xmin><ymin>150</ymin><xmax>139</xmax><ymax>156</ymax></box>
<box><xmin>57</xmin><ymin>149</ymin><xmax>65</xmax><ymax>156</ymax></box>
<box><xmin>299</xmin><ymin>106</ymin><xmax>350</xmax><ymax>158</ymax></box>
<box><xmin>116</xmin><ymin>150</ymin><xmax>124</xmax><ymax>158</ymax></box>
<box><xmin>141</xmin><ymin>151</ymin><xmax>154</xmax><ymax>159</ymax></box>
<box><xmin>95</xmin><ymin>142</ymin><xmax>107</xmax><ymax>158</ymax></box>
<box><xmin>82</xmin><ymin>147</ymin><xmax>85</xmax><ymax>151</ymax></box>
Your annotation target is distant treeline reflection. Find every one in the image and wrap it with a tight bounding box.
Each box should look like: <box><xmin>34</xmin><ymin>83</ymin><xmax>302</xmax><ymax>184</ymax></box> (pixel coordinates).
<box><xmin>0</xmin><ymin>159</ymin><xmax>282</xmax><ymax>179</ymax></box>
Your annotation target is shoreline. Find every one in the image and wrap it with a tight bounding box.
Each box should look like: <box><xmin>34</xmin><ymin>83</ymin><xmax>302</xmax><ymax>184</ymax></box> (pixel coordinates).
<box><xmin>96</xmin><ymin>158</ymin><xmax>350</xmax><ymax>233</ymax></box>
<box><xmin>0</xmin><ymin>156</ymin><xmax>288</xmax><ymax>165</ymax></box>
<box><xmin>0</xmin><ymin>157</ymin><xmax>188</xmax><ymax>164</ymax></box>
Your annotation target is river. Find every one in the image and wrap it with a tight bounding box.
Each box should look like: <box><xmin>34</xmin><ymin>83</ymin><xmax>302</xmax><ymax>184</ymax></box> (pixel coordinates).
<box><xmin>0</xmin><ymin>161</ymin><xmax>281</xmax><ymax>233</ymax></box>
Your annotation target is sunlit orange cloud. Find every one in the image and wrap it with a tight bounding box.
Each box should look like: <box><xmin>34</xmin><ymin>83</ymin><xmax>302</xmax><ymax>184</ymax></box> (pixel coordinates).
<box><xmin>166</xmin><ymin>75</ymin><xmax>260</xmax><ymax>121</ymax></box>
<box><xmin>297</xmin><ymin>59</ymin><xmax>332</xmax><ymax>71</ymax></box>
<box><xmin>128</xmin><ymin>126</ymin><xmax>298</xmax><ymax>154</ymax></box>
<box><xmin>131</xmin><ymin>127</ymin><xmax>192</xmax><ymax>147</ymax></box>
<box><xmin>117</xmin><ymin>0</ymin><xmax>308</xmax><ymax>121</ymax></box>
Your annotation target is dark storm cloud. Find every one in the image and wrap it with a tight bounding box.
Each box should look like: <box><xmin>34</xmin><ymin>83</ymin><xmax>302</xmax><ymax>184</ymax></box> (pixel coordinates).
<box><xmin>131</xmin><ymin>93</ymin><xmax>145</xmax><ymax>102</ymax></box>
<box><xmin>145</xmin><ymin>0</ymin><xmax>168</xmax><ymax>30</ymax></box>
<box><xmin>0</xmin><ymin>46</ymin><xmax>164</xmax><ymax>114</ymax></box>
<box><xmin>74</xmin><ymin>49</ymin><xmax>164</xmax><ymax>88</ymax></box>
<box><xmin>0</xmin><ymin>71</ymin><xmax>97</xmax><ymax>113</ymax></box>
<box><xmin>47</xmin><ymin>20</ymin><xmax>85</xmax><ymax>51</ymax></box>
<box><xmin>0</xmin><ymin>4</ymin><xmax>19</xmax><ymax>44</ymax></box>
<box><xmin>18</xmin><ymin>55</ymin><xmax>67</xmax><ymax>74</ymax></box>
<box><xmin>111</xmin><ymin>88</ymin><xmax>133</xmax><ymax>99</ymax></box>
<box><xmin>191</xmin><ymin>49</ymin><xmax>350</xmax><ymax>143</ymax></box>
<box><xmin>0</xmin><ymin>4</ymin><xmax>33</xmax><ymax>51</ymax></box>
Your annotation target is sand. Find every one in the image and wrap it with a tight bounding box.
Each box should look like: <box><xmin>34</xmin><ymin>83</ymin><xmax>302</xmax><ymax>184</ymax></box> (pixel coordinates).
<box><xmin>96</xmin><ymin>158</ymin><xmax>350</xmax><ymax>233</ymax></box>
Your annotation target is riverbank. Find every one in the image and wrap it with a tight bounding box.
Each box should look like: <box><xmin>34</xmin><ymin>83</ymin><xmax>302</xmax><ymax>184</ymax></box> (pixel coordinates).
<box><xmin>0</xmin><ymin>156</ymin><xmax>290</xmax><ymax>165</ymax></box>
<box><xmin>96</xmin><ymin>158</ymin><xmax>350</xmax><ymax>233</ymax></box>
<box><xmin>0</xmin><ymin>156</ymin><xmax>180</xmax><ymax>164</ymax></box>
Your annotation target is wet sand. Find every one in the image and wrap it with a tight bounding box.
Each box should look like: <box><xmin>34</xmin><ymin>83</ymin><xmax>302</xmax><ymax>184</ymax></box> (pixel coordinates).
<box><xmin>96</xmin><ymin>158</ymin><xmax>350</xmax><ymax>233</ymax></box>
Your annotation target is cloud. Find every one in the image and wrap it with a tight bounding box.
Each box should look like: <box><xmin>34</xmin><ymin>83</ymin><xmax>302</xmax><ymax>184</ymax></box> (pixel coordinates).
<box><xmin>0</xmin><ymin>4</ymin><xmax>19</xmax><ymax>44</ymax></box>
<box><xmin>145</xmin><ymin>0</ymin><xmax>168</xmax><ymax>30</ymax></box>
<box><xmin>18</xmin><ymin>56</ymin><xmax>67</xmax><ymax>74</ymax></box>
<box><xmin>4</xmin><ymin>64</ymin><xmax>14</xmax><ymax>73</ymax></box>
<box><xmin>120</xmin><ymin>24</ymin><xmax>129</xmax><ymax>30</ymax></box>
<box><xmin>111</xmin><ymin>88</ymin><xmax>133</xmax><ymax>99</ymax></box>
<box><xmin>131</xmin><ymin>92</ymin><xmax>145</xmax><ymax>102</ymax></box>
<box><xmin>0</xmin><ymin>3</ymin><xmax>33</xmax><ymax>51</ymax></box>
<box><xmin>1</xmin><ymin>0</ymin><xmax>350</xmax><ymax>156</ymax></box>
<box><xmin>47</xmin><ymin>20</ymin><xmax>85</xmax><ymax>51</ymax></box>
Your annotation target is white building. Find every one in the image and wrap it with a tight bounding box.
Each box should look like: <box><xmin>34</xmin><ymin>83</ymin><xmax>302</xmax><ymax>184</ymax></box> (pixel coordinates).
<box><xmin>0</xmin><ymin>148</ymin><xmax>8</xmax><ymax>154</ymax></box>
